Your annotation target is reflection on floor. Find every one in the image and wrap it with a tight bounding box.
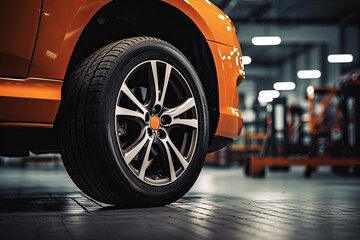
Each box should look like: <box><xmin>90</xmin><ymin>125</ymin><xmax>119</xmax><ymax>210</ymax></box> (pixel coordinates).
<box><xmin>1</xmin><ymin>155</ymin><xmax>360</xmax><ymax>240</ymax></box>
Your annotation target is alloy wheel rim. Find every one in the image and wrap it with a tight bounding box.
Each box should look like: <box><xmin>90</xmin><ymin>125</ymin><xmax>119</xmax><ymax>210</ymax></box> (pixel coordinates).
<box><xmin>115</xmin><ymin>60</ymin><xmax>199</xmax><ymax>186</ymax></box>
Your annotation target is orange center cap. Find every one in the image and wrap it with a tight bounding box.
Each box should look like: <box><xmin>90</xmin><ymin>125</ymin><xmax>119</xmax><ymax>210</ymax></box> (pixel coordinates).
<box><xmin>149</xmin><ymin>116</ymin><xmax>160</xmax><ymax>130</ymax></box>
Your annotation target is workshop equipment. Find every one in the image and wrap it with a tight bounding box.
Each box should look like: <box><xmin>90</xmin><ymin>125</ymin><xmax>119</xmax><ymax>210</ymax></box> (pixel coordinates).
<box><xmin>245</xmin><ymin>73</ymin><xmax>360</xmax><ymax>177</ymax></box>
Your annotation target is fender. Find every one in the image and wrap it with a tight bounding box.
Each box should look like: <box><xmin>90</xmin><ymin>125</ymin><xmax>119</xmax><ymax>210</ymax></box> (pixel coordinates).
<box><xmin>29</xmin><ymin>0</ymin><xmax>111</xmax><ymax>79</ymax></box>
<box><xmin>163</xmin><ymin>0</ymin><xmax>239</xmax><ymax>47</ymax></box>
<box><xmin>29</xmin><ymin>0</ymin><xmax>240</xmax><ymax>80</ymax></box>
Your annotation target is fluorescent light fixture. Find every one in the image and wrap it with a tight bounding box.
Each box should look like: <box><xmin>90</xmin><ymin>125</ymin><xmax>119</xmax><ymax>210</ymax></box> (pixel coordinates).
<box><xmin>258</xmin><ymin>95</ymin><xmax>273</xmax><ymax>104</ymax></box>
<box><xmin>242</xmin><ymin>56</ymin><xmax>252</xmax><ymax>65</ymax></box>
<box><xmin>252</xmin><ymin>36</ymin><xmax>281</xmax><ymax>46</ymax></box>
<box><xmin>259</xmin><ymin>90</ymin><xmax>280</xmax><ymax>99</ymax></box>
<box><xmin>258</xmin><ymin>90</ymin><xmax>280</xmax><ymax>104</ymax></box>
<box><xmin>327</xmin><ymin>54</ymin><xmax>353</xmax><ymax>63</ymax></box>
<box><xmin>273</xmin><ymin>82</ymin><xmax>296</xmax><ymax>91</ymax></box>
<box><xmin>297</xmin><ymin>70</ymin><xmax>321</xmax><ymax>79</ymax></box>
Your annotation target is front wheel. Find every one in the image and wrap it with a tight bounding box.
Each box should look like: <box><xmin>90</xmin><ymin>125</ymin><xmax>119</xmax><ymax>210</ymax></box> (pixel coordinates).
<box><xmin>58</xmin><ymin>37</ymin><xmax>209</xmax><ymax>206</ymax></box>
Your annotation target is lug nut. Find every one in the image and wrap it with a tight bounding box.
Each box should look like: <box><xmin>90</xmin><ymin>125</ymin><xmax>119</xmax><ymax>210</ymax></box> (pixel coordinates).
<box><xmin>145</xmin><ymin>112</ymin><xmax>150</xmax><ymax>123</ymax></box>
<box><xmin>152</xmin><ymin>105</ymin><xmax>161</xmax><ymax>115</ymax></box>
<box><xmin>160</xmin><ymin>115</ymin><xmax>171</xmax><ymax>125</ymax></box>
<box><xmin>156</xmin><ymin>129</ymin><xmax>166</xmax><ymax>139</ymax></box>
<box><xmin>147</xmin><ymin>127</ymin><xmax>153</xmax><ymax>136</ymax></box>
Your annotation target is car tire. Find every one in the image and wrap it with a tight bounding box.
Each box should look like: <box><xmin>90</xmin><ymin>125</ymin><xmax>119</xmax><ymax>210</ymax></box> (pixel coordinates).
<box><xmin>58</xmin><ymin>37</ymin><xmax>209</xmax><ymax>206</ymax></box>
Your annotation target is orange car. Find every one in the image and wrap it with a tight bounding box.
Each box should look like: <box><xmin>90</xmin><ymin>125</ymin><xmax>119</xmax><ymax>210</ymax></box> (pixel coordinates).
<box><xmin>0</xmin><ymin>0</ymin><xmax>244</xmax><ymax>206</ymax></box>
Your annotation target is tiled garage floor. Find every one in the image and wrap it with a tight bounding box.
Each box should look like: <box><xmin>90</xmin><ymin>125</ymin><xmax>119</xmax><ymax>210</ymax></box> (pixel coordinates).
<box><xmin>1</xmin><ymin>157</ymin><xmax>360</xmax><ymax>240</ymax></box>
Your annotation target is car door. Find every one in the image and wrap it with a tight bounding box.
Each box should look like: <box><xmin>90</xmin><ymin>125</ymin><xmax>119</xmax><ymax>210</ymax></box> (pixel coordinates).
<box><xmin>0</xmin><ymin>0</ymin><xmax>42</xmax><ymax>78</ymax></box>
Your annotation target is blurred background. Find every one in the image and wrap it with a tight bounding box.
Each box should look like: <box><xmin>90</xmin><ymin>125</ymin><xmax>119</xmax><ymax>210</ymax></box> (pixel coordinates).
<box><xmin>205</xmin><ymin>0</ymin><xmax>360</xmax><ymax>178</ymax></box>
<box><xmin>1</xmin><ymin>1</ymin><xmax>360</xmax><ymax>239</ymax></box>
<box><xmin>1</xmin><ymin>0</ymin><xmax>360</xmax><ymax>178</ymax></box>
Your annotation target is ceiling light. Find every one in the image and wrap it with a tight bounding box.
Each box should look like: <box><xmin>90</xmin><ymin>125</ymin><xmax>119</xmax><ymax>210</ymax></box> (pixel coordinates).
<box><xmin>252</xmin><ymin>36</ymin><xmax>281</xmax><ymax>46</ymax></box>
<box><xmin>258</xmin><ymin>90</ymin><xmax>280</xmax><ymax>105</ymax></box>
<box><xmin>273</xmin><ymin>82</ymin><xmax>296</xmax><ymax>91</ymax></box>
<box><xmin>258</xmin><ymin>95</ymin><xmax>273</xmax><ymax>104</ymax></box>
<box><xmin>327</xmin><ymin>54</ymin><xmax>353</xmax><ymax>63</ymax></box>
<box><xmin>297</xmin><ymin>70</ymin><xmax>321</xmax><ymax>79</ymax></box>
<box><xmin>259</xmin><ymin>90</ymin><xmax>280</xmax><ymax>99</ymax></box>
<box><xmin>242</xmin><ymin>56</ymin><xmax>252</xmax><ymax>65</ymax></box>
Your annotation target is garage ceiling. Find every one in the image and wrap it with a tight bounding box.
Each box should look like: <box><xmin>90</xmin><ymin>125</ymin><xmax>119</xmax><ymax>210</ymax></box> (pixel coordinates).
<box><xmin>212</xmin><ymin>0</ymin><xmax>360</xmax><ymax>81</ymax></box>
<box><xmin>213</xmin><ymin>0</ymin><xmax>360</xmax><ymax>24</ymax></box>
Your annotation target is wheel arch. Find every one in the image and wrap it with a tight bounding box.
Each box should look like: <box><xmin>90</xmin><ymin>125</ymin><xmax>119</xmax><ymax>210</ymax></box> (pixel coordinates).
<box><xmin>62</xmin><ymin>0</ymin><xmax>220</xmax><ymax>143</ymax></box>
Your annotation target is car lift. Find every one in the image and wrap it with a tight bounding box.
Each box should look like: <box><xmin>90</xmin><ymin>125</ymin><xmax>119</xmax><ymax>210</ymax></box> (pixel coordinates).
<box><xmin>245</xmin><ymin>73</ymin><xmax>360</xmax><ymax>177</ymax></box>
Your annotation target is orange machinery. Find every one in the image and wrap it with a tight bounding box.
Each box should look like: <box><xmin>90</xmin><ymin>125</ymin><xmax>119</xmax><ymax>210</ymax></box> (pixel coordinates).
<box><xmin>246</xmin><ymin>73</ymin><xmax>360</xmax><ymax>177</ymax></box>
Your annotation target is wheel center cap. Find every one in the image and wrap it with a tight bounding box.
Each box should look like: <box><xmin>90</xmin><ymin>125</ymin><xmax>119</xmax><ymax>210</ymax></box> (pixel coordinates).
<box><xmin>149</xmin><ymin>116</ymin><xmax>160</xmax><ymax>130</ymax></box>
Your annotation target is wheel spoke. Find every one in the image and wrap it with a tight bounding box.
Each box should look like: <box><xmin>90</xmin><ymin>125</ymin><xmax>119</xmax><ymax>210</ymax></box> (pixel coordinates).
<box><xmin>138</xmin><ymin>137</ymin><xmax>154</xmax><ymax>180</ymax></box>
<box><xmin>124</xmin><ymin>132</ymin><xmax>149</xmax><ymax>165</ymax></box>
<box><xmin>171</xmin><ymin>119</ymin><xmax>198</xmax><ymax>129</ymax></box>
<box><xmin>166</xmin><ymin>136</ymin><xmax>189</xmax><ymax>169</ymax></box>
<box><xmin>150</xmin><ymin>61</ymin><xmax>160</xmax><ymax>105</ymax></box>
<box><xmin>161</xmin><ymin>141</ymin><xmax>177</xmax><ymax>181</ymax></box>
<box><xmin>150</xmin><ymin>61</ymin><xmax>172</xmax><ymax>107</ymax></box>
<box><xmin>121</xmin><ymin>83</ymin><xmax>147</xmax><ymax>114</ymax></box>
<box><xmin>165</xmin><ymin>97</ymin><xmax>195</xmax><ymax>118</ymax></box>
<box><xmin>116</xmin><ymin>106</ymin><xmax>144</xmax><ymax>120</ymax></box>
<box><xmin>159</xmin><ymin>63</ymin><xmax>172</xmax><ymax>106</ymax></box>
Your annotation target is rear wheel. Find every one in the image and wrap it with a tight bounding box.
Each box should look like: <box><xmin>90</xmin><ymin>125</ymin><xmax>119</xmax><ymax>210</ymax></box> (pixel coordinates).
<box><xmin>58</xmin><ymin>37</ymin><xmax>209</xmax><ymax>206</ymax></box>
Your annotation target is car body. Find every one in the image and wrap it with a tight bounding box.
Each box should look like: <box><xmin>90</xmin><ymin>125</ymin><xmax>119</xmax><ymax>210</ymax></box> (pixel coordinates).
<box><xmin>0</xmin><ymin>0</ymin><xmax>244</xmax><ymax>205</ymax></box>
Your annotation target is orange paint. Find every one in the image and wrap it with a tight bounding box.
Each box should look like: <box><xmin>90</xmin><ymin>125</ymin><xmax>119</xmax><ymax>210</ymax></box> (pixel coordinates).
<box><xmin>0</xmin><ymin>78</ymin><xmax>62</xmax><ymax>124</ymax></box>
<box><xmin>163</xmin><ymin>0</ymin><xmax>240</xmax><ymax>47</ymax></box>
<box><xmin>29</xmin><ymin>0</ymin><xmax>111</xmax><ymax>79</ymax></box>
<box><xmin>207</xmin><ymin>41</ymin><xmax>244</xmax><ymax>139</ymax></box>
<box><xmin>0</xmin><ymin>0</ymin><xmax>42</xmax><ymax>77</ymax></box>
<box><xmin>0</xmin><ymin>123</ymin><xmax>54</xmax><ymax>128</ymax></box>
<box><xmin>0</xmin><ymin>0</ymin><xmax>244</xmax><ymax>142</ymax></box>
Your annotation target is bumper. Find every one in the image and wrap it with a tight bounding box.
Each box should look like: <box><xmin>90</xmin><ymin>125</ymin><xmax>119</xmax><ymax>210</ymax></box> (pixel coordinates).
<box><xmin>207</xmin><ymin>40</ymin><xmax>244</xmax><ymax>150</ymax></box>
